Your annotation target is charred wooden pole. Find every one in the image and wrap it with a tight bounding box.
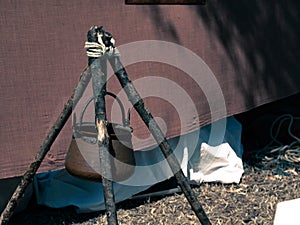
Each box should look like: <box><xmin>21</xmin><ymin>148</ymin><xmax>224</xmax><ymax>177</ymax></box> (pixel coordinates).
<box><xmin>0</xmin><ymin>67</ymin><xmax>92</xmax><ymax>225</ymax></box>
<box><xmin>107</xmin><ymin>39</ymin><xmax>211</xmax><ymax>225</ymax></box>
<box><xmin>86</xmin><ymin>26</ymin><xmax>118</xmax><ymax>225</ymax></box>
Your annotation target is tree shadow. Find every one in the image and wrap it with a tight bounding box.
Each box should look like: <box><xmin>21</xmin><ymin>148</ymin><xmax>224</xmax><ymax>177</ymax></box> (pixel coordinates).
<box><xmin>141</xmin><ymin>5</ymin><xmax>181</xmax><ymax>42</ymax></box>
<box><xmin>193</xmin><ymin>0</ymin><xmax>300</xmax><ymax>107</ymax></box>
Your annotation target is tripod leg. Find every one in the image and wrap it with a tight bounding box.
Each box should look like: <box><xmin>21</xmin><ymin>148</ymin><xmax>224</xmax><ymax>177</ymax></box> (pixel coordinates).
<box><xmin>91</xmin><ymin>57</ymin><xmax>118</xmax><ymax>225</ymax></box>
<box><xmin>87</xmin><ymin>27</ymin><xmax>118</xmax><ymax>225</ymax></box>
<box><xmin>108</xmin><ymin>53</ymin><xmax>211</xmax><ymax>225</ymax></box>
<box><xmin>0</xmin><ymin>67</ymin><xmax>92</xmax><ymax>225</ymax></box>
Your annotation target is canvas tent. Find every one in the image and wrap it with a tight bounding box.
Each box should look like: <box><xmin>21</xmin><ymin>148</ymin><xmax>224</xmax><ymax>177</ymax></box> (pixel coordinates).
<box><xmin>1</xmin><ymin>0</ymin><xmax>300</xmax><ymax>212</ymax></box>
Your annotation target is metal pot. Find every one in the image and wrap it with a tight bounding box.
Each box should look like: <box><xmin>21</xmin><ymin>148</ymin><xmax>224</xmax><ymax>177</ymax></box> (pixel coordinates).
<box><xmin>65</xmin><ymin>92</ymin><xmax>135</xmax><ymax>182</ymax></box>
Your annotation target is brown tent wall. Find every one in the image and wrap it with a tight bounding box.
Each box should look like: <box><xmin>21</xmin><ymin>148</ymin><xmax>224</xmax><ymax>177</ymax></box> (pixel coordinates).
<box><xmin>1</xmin><ymin>0</ymin><xmax>300</xmax><ymax>179</ymax></box>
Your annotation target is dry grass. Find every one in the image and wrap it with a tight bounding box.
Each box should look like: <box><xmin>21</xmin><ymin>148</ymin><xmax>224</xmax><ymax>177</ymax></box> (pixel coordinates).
<box><xmin>93</xmin><ymin>162</ymin><xmax>299</xmax><ymax>225</ymax></box>
<box><xmin>9</xmin><ymin>157</ymin><xmax>299</xmax><ymax>225</ymax></box>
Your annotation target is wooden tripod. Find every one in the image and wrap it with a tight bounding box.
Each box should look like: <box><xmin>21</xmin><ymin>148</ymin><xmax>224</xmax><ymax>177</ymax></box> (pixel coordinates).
<box><xmin>0</xmin><ymin>26</ymin><xmax>211</xmax><ymax>225</ymax></box>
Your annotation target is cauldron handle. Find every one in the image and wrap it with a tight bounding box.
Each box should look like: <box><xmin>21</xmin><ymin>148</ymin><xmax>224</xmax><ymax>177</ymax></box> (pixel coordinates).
<box><xmin>78</xmin><ymin>92</ymin><xmax>129</xmax><ymax>130</ymax></box>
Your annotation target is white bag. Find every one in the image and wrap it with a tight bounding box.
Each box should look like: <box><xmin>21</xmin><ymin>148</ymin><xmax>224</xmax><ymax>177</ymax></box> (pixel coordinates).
<box><xmin>189</xmin><ymin>142</ymin><xmax>244</xmax><ymax>184</ymax></box>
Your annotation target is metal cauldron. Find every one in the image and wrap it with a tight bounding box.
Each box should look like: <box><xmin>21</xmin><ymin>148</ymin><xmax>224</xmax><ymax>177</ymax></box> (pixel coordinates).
<box><xmin>65</xmin><ymin>92</ymin><xmax>135</xmax><ymax>182</ymax></box>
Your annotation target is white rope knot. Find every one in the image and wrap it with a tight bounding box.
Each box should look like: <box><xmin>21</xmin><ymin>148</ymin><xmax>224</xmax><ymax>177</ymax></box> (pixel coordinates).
<box><xmin>84</xmin><ymin>32</ymin><xmax>116</xmax><ymax>58</ymax></box>
<box><xmin>84</xmin><ymin>41</ymin><xmax>105</xmax><ymax>58</ymax></box>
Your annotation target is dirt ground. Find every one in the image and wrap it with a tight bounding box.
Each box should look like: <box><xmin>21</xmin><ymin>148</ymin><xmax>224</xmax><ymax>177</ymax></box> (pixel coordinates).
<box><xmin>8</xmin><ymin>152</ymin><xmax>299</xmax><ymax>225</ymax></box>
